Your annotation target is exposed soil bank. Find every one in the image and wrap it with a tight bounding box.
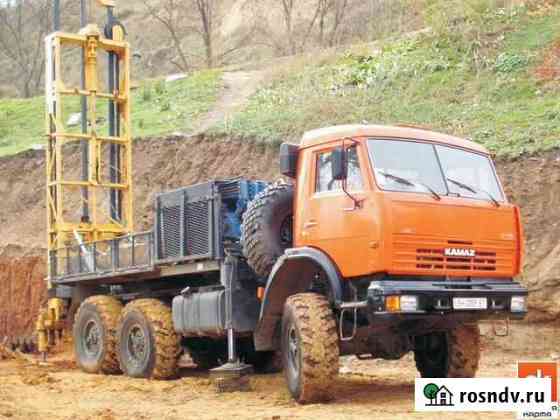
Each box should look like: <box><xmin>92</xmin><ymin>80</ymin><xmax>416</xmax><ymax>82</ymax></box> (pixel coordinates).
<box><xmin>0</xmin><ymin>135</ymin><xmax>559</xmax><ymax>338</ymax></box>
<box><xmin>0</xmin><ymin>247</ymin><xmax>46</xmax><ymax>339</ymax></box>
<box><xmin>0</xmin><ymin>134</ymin><xmax>279</xmax><ymax>338</ymax></box>
<box><xmin>499</xmin><ymin>150</ymin><xmax>560</xmax><ymax>321</ymax></box>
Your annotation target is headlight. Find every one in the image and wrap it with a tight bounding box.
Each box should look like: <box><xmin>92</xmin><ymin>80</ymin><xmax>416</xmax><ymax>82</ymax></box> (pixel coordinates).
<box><xmin>400</xmin><ymin>295</ymin><xmax>419</xmax><ymax>312</ymax></box>
<box><xmin>510</xmin><ymin>296</ymin><xmax>527</xmax><ymax>312</ymax></box>
<box><xmin>386</xmin><ymin>295</ymin><xmax>419</xmax><ymax>312</ymax></box>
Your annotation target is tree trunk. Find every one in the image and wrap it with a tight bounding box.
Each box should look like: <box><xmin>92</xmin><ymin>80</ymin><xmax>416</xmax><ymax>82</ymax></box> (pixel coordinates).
<box><xmin>204</xmin><ymin>34</ymin><xmax>213</xmax><ymax>68</ymax></box>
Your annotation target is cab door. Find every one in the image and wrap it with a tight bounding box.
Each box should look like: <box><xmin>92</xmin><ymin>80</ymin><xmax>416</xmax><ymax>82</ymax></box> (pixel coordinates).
<box><xmin>298</xmin><ymin>142</ymin><xmax>374</xmax><ymax>278</ymax></box>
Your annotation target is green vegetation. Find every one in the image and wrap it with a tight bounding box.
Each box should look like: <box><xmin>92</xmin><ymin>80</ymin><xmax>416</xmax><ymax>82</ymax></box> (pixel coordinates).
<box><xmin>218</xmin><ymin>3</ymin><xmax>560</xmax><ymax>156</ymax></box>
<box><xmin>0</xmin><ymin>70</ymin><xmax>222</xmax><ymax>156</ymax></box>
<box><xmin>1</xmin><ymin>2</ymin><xmax>560</xmax><ymax>158</ymax></box>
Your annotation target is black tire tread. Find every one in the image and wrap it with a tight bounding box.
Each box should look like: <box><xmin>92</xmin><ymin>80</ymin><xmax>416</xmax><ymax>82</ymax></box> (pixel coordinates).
<box><xmin>241</xmin><ymin>183</ymin><xmax>294</xmax><ymax>277</ymax></box>
<box><xmin>414</xmin><ymin>323</ymin><xmax>480</xmax><ymax>378</ymax></box>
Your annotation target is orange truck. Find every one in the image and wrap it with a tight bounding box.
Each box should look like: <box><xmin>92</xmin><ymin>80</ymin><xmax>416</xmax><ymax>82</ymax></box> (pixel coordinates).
<box><xmin>45</xmin><ymin>124</ymin><xmax>527</xmax><ymax>404</ymax></box>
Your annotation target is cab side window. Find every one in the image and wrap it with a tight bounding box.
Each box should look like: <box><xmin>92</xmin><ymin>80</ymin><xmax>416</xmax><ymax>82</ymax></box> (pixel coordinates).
<box><xmin>315</xmin><ymin>146</ymin><xmax>363</xmax><ymax>193</ymax></box>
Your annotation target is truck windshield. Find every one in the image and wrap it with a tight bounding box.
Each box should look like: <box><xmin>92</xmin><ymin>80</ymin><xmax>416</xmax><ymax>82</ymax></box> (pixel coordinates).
<box><xmin>367</xmin><ymin>139</ymin><xmax>504</xmax><ymax>202</ymax></box>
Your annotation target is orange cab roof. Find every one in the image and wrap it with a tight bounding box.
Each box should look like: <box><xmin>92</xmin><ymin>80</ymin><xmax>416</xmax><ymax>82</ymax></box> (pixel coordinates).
<box><xmin>300</xmin><ymin>124</ymin><xmax>489</xmax><ymax>154</ymax></box>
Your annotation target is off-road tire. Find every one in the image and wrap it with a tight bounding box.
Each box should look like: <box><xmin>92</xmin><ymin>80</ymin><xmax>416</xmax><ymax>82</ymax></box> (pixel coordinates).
<box><xmin>241</xmin><ymin>183</ymin><xmax>294</xmax><ymax>277</ymax></box>
<box><xmin>74</xmin><ymin>295</ymin><xmax>123</xmax><ymax>374</ymax></box>
<box><xmin>117</xmin><ymin>299</ymin><xmax>180</xmax><ymax>380</ymax></box>
<box><xmin>414</xmin><ymin>323</ymin><xmax>480</xmax><ymax>378</ymax></box>
<box><xmin>281</xmin><ymin>293</ymin><xmax>339</xmax><ymax>403</ymax></box>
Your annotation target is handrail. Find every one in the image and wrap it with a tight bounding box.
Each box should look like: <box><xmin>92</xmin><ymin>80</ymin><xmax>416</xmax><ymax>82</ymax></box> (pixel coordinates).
<box><xmin>49</xmin><ymin>231</ymin><xmax>154</xmax><ymax>281</ymax></box>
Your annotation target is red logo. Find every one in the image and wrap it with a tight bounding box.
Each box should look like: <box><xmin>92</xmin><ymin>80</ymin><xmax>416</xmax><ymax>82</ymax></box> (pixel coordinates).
<box><xmin>518</xmin><ymin>361</ymin><xmax>558</xmax><ymax>402</ymax></box>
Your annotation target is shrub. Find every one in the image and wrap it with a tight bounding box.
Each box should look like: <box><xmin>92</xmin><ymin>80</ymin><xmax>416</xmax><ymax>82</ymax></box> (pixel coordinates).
<box><xmin>154</xmin><ymin>80</ymin><xmax>166</xmax><ymax>96</ymax></box>
<box><xmin>141</xmin><ymin>86</ymin><xmax>152</xmax><ymax>102</ymax></box>
<box><xmin>494</xmin><ymin>52</ymin><xmax>529</xmax><ymax>73</ymax></box>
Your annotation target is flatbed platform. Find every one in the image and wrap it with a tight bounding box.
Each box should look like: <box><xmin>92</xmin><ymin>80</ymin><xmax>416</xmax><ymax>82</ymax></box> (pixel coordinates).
<box><xmin>49</xmin><ymin>179</ymin><xmax>267</xmax><ymax>286</ymax></box>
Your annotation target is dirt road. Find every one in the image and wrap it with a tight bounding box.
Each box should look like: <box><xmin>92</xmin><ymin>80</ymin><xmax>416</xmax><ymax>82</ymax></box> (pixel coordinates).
<box><xmin>1</xmin><ymin>323</ymin><xmax>558</xmax><ymax>420</ymax></box>
<box><xmin>192</xmin><ymin>70</ymin><xmax>266</xmax><ymax>134</ymax></box>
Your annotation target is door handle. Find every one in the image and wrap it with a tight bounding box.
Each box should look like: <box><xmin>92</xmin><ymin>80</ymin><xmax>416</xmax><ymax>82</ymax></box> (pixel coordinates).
<box><xmin>343</xmin><ymin>198</ymin><xmax>365</xmax><ymax>212</ymax></box>
<box><xmin>304</xmin><ymin>220</ymin><xmax>318</xmax><ymax>229</ymax></box>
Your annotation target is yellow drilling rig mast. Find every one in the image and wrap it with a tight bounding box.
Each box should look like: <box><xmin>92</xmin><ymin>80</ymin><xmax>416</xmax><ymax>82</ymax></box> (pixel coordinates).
<box><xmin>38</xmin><ymin>0</ymin><xmax>133</xmax><ymax>357</ymax></box>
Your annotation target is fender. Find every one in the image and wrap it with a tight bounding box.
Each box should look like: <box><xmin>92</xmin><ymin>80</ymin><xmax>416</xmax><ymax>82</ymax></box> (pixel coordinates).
<box><xmin>253</xmin><ymin>247</ymin><xmax>343</xmax><ymax>351</ymax></box>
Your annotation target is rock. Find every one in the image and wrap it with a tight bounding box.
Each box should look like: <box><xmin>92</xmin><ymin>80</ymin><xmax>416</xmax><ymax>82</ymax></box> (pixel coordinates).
<box><xmin>66</xmin><ymin>113</ymin><xmax>82</xmax><ymax>127</ymax></box>
<box><xmin>165</xmin><ymin>73</ymin><xmax>187</xmax><ymax>83</ymax></box>
<box><xmin>339</xmin><ymin>366</ymin><xmax>352</xmax><ymax>375</ymax></box>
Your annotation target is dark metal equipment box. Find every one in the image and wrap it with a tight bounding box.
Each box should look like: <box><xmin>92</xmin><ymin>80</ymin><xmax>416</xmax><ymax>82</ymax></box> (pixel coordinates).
<box><xmin>154</xmin><ymin>179</ymin><xmax>267</xmax><ymax>264</ymax></box>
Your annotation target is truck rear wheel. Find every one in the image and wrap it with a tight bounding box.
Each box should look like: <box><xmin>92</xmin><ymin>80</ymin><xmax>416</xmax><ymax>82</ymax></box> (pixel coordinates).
<box><xmin>241</xmin><ymin>183</ymin><xmax>294</xmax><ymax>277</ymax></box>
<box><xmin>281</xmin><ymin>293</ymin><xmax>339</xmax><ymax>403</ymax></box>
<box><xmin>414</xmin><ymin>323</ymin><xmax>480</xmax><ymax>378</ymax></box>
<box><xmin>73</xmin><ymin>296</ymin><xmax>123</xmax><ymax>374</ymax></box>
<box><xmin>117</xmin><ymin>299</ymin><xmax>180</xmax><ymax>379</ymax></box>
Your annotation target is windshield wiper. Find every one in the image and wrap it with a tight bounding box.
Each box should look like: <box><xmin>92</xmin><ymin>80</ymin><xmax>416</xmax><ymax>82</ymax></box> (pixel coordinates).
<box><xmin>446</xmin><ymin>177</ymin><xmax>500</xmax><ymax>207</ymax></box>
<box><xmin>378</xmin><ymin>171</ymin><xmax>441</xmax><ymax>201</ymax></box>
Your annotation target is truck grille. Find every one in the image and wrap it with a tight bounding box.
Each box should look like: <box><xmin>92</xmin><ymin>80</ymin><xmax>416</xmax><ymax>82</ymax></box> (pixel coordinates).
<box><xmin>416</xmin><ymin>248</ymin><xmax>497</xmax><ymax>271</ymax></box>
<box><xmin>392</xmin><ymin>235</ymin><xmax>515</xmax><ymax>276</ymax></box>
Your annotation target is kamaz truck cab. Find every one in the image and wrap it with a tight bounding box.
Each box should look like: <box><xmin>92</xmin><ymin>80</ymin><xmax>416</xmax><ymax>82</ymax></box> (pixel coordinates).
<box><xmin>248</xmin><ymin>125</ymin><xmax>527</xmax><ymax>402</ymax></box>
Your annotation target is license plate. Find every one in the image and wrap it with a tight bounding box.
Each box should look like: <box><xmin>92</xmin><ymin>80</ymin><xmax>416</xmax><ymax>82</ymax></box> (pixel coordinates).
<box><xmin>453</xmin><ymin>297</ymin><xmax>487</xmax><ymax>310</ymax></box>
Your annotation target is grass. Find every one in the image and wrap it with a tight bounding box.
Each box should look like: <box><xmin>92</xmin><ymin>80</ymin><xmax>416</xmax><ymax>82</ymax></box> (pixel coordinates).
<box><xmin>0</xmin><ymin>70</ymin><xmax>222</xmax><ymax>157</ymax></box>
<box><xmin>216</xmin><ymin>4</ymin><xmax>560</xmax><ymax>157</ymax></box>
<box><xmin>1</xmin><ymin>3</ymin><xmax>560</xmax><ymax>158</ymax></box>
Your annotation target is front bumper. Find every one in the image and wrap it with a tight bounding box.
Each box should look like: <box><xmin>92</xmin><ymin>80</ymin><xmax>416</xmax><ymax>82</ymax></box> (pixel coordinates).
<box><xmin>342</xmin><ymin>279</ymin><xmax>528</xmax><ymax>321</ymax></box>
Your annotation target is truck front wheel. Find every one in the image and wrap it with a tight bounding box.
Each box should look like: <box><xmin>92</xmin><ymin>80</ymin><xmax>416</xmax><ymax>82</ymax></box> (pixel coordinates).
<box><xmin>281</xmin><ymin>293</ymin><xmax>339</xmax><ymax>403</ymax></box>
<box><xmin>414</xmin><ymin>323</ymin><xmax>480</xmax><ymax>378</ymax></box>
<box><xmin>74</xmin><ymin>296</ymin><xmax>123</xmax><ymax>374</ymax></box>
<box><xmin>117</xmin><ymin>299</ymin><xmax>180</xmax><ymax>379</ymax></box>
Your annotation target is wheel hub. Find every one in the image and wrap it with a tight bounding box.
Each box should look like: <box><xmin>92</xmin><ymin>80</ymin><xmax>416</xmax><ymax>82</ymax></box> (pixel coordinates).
<box><xmin>83</xmin><ymin>319</ymin><xmax>101</xmax><ymax>357</ymax></box>
<box><xmin>287</xmin><ymin>326</ymin><xmax>300</xmax><ymax>374</ymax></box>
<box><xmin>127</xmin><ymin>324</ymin><xmax>147</xmax><ymax>367</ymax></box>
<box><xmin>280</xmin><ymin>216</ymin><xmax>293</xmax><ymax>246</ymax></box>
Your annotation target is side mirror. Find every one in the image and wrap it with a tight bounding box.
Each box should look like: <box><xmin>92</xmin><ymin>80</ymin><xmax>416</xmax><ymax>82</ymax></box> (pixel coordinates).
<box><xmin>331</xmin><ymin>146</ymin><xmax>347</xmax><ymax>181</ymax></box>
<box><xmin>279</xmin><ymin>143</ymin><xmax>298</xmax><ymax>178</ymax></box>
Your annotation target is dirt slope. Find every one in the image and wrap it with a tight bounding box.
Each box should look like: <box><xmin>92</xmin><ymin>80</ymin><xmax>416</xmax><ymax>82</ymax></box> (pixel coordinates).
<box><xmin>499</xmin><ymin>151</ymin><xmax>560</xmax><ymax>320</ymax></box>
<box><xmin>0</xmin><ymin>134</ymin><xmax>280</xmax><ymax>251</ymax></box>
<box><xmin>1</xmin><ymin>135</ymin><xmax>560</xmax><ymax>340</ymax></box>
<box><xmin>0</xmin><ymin>134</ymin><xmax>280</xmax><ymax>339</ymax></box>
<box><xmin>193</xmin><ymin>71</ymin><xmax>266</xmax><ymax>134</ymax></box>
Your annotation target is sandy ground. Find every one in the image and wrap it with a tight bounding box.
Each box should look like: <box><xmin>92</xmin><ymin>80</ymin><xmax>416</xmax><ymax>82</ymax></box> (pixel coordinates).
<box><xmin>1</xmin><ymin>322</ymin><xmax>559</xmax><ymax>420</ymax></box>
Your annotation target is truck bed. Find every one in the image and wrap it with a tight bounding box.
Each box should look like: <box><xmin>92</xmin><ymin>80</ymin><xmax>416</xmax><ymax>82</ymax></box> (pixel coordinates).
<box><xmin>49</xmin><ymin>179</ymin><xmax>267</xmax><ymax>286</ymax></box>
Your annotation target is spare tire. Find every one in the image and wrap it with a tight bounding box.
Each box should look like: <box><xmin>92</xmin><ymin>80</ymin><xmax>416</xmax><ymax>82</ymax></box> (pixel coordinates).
<box><xmin>241</xmin><ymin>183</ymin><xmax>294</xmax><ymax>277</ymax></box>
